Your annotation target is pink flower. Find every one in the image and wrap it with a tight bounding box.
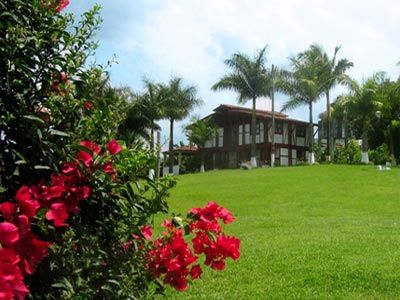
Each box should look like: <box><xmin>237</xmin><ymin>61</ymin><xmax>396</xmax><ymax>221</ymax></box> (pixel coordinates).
<box><xmin>46</xmin><ymin>203</ymin><xmax>69</xmax><ymax>227</ymax></box>
<box><xmin>140</xmin><ymin>225</ymin><xmax>153</xmax><ymax>241</ymax></box>
<box><xmin>106</xmin><ymin>139</ymin><xmax>122</xmax><ymax>155</ymax></box>
<box><xmin>0</xmin><ymin>222</ymin><xmax>19</xmax><ymax>246</ymax></box>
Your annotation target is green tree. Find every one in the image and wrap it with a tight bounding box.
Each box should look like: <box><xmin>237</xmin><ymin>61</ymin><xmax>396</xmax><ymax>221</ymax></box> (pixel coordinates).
<box><xmin>119</xmin><ymin>80</ymin><xmax>167</xmax><ymax>149</ymax></box>
<box><xmin>280</xmin><ymin>45</ymin><xmax>327</xmax><ymax>164</ymax></box>
<box><xmin>184</xmin><ymin>116</ymin><xmax>216</xmax><ymax>172</ymax></box>
<box><xmin>212</xmin><ymin>46</ymin><xmax>272</xmax><ymax>167</ymax></box>
<box><xmin>334</xmin><ymin>75</ymin><xmax>383</xmax><ymax>163</ymax></box>
<box><xmin>317</xmin><ymin>44</ymin><xmax>353</xmax><ymax>160</ymax></box>
<box><xmin>164</xmin><ymin>77</ymin><xmax>202</xmax><ymax>174</ymax></box>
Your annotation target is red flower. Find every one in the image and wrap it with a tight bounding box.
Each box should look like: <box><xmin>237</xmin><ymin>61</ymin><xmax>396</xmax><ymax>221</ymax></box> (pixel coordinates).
<box><xmin>55</xmin><ymin>0</ymin><xmax>70</xmax><ymax>13</ymax></box>
<box><xmin>16</xmin><ymin>215</ymin><xmax>31</xmax><ymax>237</ymax></box>
<box><xmin>0</xmin><ymin>202</ymin><xmax>17</xmax><ymax>222</ymax></box>
<box><xmin>0</xmin><ymin>222</ymin><xmax>19</xmax><ymax>247</ymax></box>
<box><xmin>106</xmin><ymin>139</ymin><xmax>122</xmax><ymax>155</ymax></box>
<box><xmin>77</xmin><ymin>141</ymin><xmax>100</xmax><ymax>167</ymax></box>
<box><xmin>80</xmin><ymin>141</ymin><xmax>100</xmax><ymax>154</ymax></box>
<box><xmin>83</xmin><ymin>101</ymin><xmax>93</xmax><ymax>110</ymax></box>
<box><xmin>15</xmin><ymin>185</ymin><xmax>41</xmax><ymax>218</ymax></box>
<box><xmin>218</xmin><ymin>207</ymin><xmax>235</xmax><ymax>224</ymax></box>
<box><xmin>102</xmin><ymin>161</ymin><xmax>116</xmax><ymax>175</ymax></box>
<box><xmin>0</xmin><ymin>248</ymin><xmax>20</xmax><ymax>266</ymax></box>
<box><xmin>76</xmin><ymin>151</ymin><xmax>93</xmax><ymax>168</ymax></box>
<box><xmin>141</xmin><ymin>225</ymin><xmax>153</xmax><ymax>241</ymax></box>
<box><xmin>14</xmin><ymin>233</ymin><xmax>51</xmax><ymax>275</ymax></box>
<box><xmin>46</xmin><ymin>203</ymin><xmax>69</xmax><ymax>227</ymax></box>
<box><xmin>190</xmin><ymin>264</ymin><xmax>202</xmax><ymax>279</ymax></box>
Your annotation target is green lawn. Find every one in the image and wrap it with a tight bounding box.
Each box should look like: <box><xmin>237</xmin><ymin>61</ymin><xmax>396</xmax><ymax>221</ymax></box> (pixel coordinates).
<box><xmin>156</xmin><ymin>165</ymin><xmax>400</xmax><ymax>299</ymax></box>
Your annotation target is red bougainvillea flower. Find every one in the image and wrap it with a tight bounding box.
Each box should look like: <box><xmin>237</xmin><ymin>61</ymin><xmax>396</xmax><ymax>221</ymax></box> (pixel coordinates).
<box><xmin>16</xmin><ymin>215</ymin><xmax>31</xmax><ymax>237</ymax></box>
<box><xmin>106</xmin><ymin>139</ymin><xmax>123</xmax><ymax>155</ymax></box>
<box><xmin>14</xmin><ymin>233</ymin><xmax>52</xmax><ymax>275</ymax></box>
<box><xmin>190</xmin><ymin>264</ymin><xmax>202</xmax><ymax>280</ymax></box>
<box><xmin>102</xmin><ymin>161</ymin><xmax>116</xmax><ymax>175</ymax></box>
<box><xmin>14</xmin><ymin>185</ymin><xmax>41</xmax><ymax>218</ymax></box>
<box><xmin>218</xmin><ymin>207</ymin><xmax>235</xmax><ymax>224</ymax></box>
<box><xmin>0</xmin><ymin>222</ymin><xmax>19</xmax><ymax>246</ymax></box>
<box><xmin>77</xmin><ymin>140</ymin><xmax>100</xmax><ymax>167</ymax></box>
<box><xmin>55</xmin><ymin>0</ymin><xmax>70</xmax><ymax>13</ymax></box>
<box><xmin>140</xmin><ymin>225</ymin><xmax>153</xmax><ymax>241</ymax></box>
<box><xmin>190</xmin><ymin>201</ymin><xmax>235</xmax><ymax>225</ymax></box>
<box><xmin>0</xmin><ymin>202</ymin><xmax>17</xmax><ymax>222</ymax></box>
<box><xmin>46</xmin><ymin>203</ymin><xmax>69</xmax><ymax>227</ymax></box>
<box><xmin>83</xmin><ymin>101</ymin><xmax>93</xmax><ymax>110</ymax></box>
<box><xmin>0</xmin><ymin>258</ymin><xmax>29</xmax><ymax>300</ymax></box>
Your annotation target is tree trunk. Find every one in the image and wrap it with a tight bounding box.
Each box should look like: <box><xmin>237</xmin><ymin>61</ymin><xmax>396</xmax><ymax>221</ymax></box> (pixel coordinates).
<box><xmin>308</xmin><ymin>102</ymin><xmax>315</xmax><ymax>164</ymax></box>
<box><xmin>250</xmin><ymin>96</ymin><xmax>257</xmax><ymax>167</ymax></box>
<box><xmin>200</xmin><ymin>150</ymin><xmax>205</xmax><ymax>173</ymax></box>
<box><xmin>271</xmin><ymin>65</ymin><xmax>275</xmax><ymax>168</ymax></box>
<box><xmin>168</xmin><ymin>118</ymin><xmax>174</xmax><ymax>174</ymax></box>
<box><xmin>361</xmin><ymin>130</ymin><xmax>369</xmax><ymax>164</ymax></box>
<box><xmin>150</xmin><ymin>120</ymin><xmax>154</xmax><ymax>151</ymax></box>
<box><xmin>326</xmin><ymin>91</ymin><xmax>331</xmax><ymax>161</ymax></box>
<box><xmin>389</xmin><ymin>124</ymin><xmax>396</xmax><ymax>165</ymax></box>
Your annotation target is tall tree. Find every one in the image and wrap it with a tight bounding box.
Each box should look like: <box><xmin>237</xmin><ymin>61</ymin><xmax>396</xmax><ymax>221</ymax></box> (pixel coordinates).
<box><xmin>334</xmin><ymin>75</ymin><xmax>383</xmax><ymax>163</ymax></box>
<box><xmin>317</xmin><ymin>44</ymin><xmax>353</xmax><ymax>161</ymax></box>
<box><xmin>280</xmin><ymin>45</ymin><xmax>327</xmax><ymax>164</ymax></box>
<box><xmin>164</xmin><ymin>77</ymin><xmax>202</xmax><ymax>174</ymax></box>
<box><xmin>184</xmin><ymin>116</ymin><xmax>216</xmax><ymax>172</ymax></box>
<box><xmin>212</xmin><ymin>46</ymin><xmax>271</xmax><ymax>167</ymax></box>
<box><xmin>138</xmin><ymin>79</ymin><xmax>168</xmax><ymax>150</ymax></box>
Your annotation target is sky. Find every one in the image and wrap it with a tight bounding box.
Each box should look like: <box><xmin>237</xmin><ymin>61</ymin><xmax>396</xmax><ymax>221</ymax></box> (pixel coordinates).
<box><xmin>68</xmin><ymin>0</ymin><xmax>400</xmax><ymax>146</ymax></box>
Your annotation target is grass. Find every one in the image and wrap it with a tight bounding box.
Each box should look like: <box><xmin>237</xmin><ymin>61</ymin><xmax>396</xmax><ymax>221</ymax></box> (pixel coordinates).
<box><xmin>155</xmin><ymin>165</ymin><xmax>400</xmax><ymax>299</ymax></box>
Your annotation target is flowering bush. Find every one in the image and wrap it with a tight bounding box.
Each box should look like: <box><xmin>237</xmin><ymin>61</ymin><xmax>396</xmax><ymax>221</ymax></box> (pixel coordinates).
<box><xmin>0</xmin><ymin>1</ymin><xmax>241</xmax><ymax>298</ymax></box>
<box><xmin>144</xmin><ymin>202</ymin><xmax>240</xmax><ymax>291</ymax></box>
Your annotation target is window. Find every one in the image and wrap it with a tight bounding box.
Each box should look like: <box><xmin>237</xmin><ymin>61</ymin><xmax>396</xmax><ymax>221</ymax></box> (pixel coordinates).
<box><xmin>244</xmin><ymin>124</ymin><xmax>250</xmax><ymax>144</ymax></box>
<box><xmin>217</xmin><ymin>128</ymin><xmax>224</xmax><ymax>147</ymax></box>
<box><xmin>238</xmin><ymin>125</ymin><xmax>243</xmax><ymax>145</ymax></box>
<box><xmin>256</xmin><ymin>122</ymin><xmax>264</xmax><ymax>143</ymax></box>
<box><xmin>297</xmin><ymin>125</ymin><xmax>306</xmax><ymax>137</ymax></box>
<box><xmin>275</xmin><ymin>122</ymin><xmax>283</xmax><ymax>134</ymax></box>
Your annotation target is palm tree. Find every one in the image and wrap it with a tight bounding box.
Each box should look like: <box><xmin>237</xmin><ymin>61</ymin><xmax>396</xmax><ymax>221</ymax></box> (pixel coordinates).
<box><xmin>316</xmin><ymin>45</ymin><xmax>353</xmax><ymax>161</ymax></box>
<box><xmin>164</xmin><ymin>77</ymin><xmax>202</xmax><ymax>174</ymax></box>
<box><xmin>184</xmin><ymin>116</ymin><xmax>216</xmax><ymax>172</ymax></box>
<box><xmin>334</xmin><ymin>75</ymin><xmax>382</xmax><ymax>163</ymax></box>
<box><xmin>212</xmin><ymin>46</ymin><xmax>271</xmax><ymax>167</ymax></box>
<box><xmin>137</xmin><ymin>79</ymin><xmax>168</xmax><ymax>150</ymax></box>
<box><xmin>280</xmin><ymin>45</ymin><xmax>327</xmax><ymax>164</ymax></box>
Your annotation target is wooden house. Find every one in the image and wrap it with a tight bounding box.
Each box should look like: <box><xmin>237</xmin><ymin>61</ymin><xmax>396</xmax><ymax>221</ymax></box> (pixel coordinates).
<box><xmin>200</xmin><ymin>104</ymin><xmax>313</xmax><ymax>169</ymax></box>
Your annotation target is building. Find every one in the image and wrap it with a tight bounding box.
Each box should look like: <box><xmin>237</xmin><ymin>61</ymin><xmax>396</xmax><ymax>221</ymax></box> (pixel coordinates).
<box><xmin>200</xmin><ymin>104</ymin><xmax>314</xmax><ymax>169</ymax></box>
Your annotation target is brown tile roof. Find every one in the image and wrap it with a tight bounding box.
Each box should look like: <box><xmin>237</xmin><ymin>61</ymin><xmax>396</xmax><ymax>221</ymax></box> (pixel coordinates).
<box><xmin>214</xmin><ymin>104</ymin><xmax>288</xmax><ymax>119</ymax></box>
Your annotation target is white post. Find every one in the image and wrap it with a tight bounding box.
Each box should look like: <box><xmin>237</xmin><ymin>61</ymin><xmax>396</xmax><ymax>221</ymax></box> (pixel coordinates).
<box><xmin>361</xmin><ymin>152</ymin><xmax>369</xmax><ymax>164</ymax></box>
<box><xmin>309</xmin><ymin>152</ymin><xmax>315</xmax><ymax>164</ymax></box>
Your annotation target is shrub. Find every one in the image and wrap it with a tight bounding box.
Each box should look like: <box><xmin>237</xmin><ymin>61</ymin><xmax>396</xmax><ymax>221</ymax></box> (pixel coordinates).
<box><xmin>369</xmin><ymin>144</ymin><xmax>390</xmax><ymax>165</ymax></box>
<box><xmin>334</xmin><ymin>139</ymin><xmax>362</xmax><ymax>164</ymax></box>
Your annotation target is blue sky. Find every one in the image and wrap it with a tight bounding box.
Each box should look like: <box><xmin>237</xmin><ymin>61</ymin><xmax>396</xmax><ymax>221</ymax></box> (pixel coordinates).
<box><xmin>68</xmin><ymin>0</ymin><xmax>400</xmax><ymax>146</ymax></box>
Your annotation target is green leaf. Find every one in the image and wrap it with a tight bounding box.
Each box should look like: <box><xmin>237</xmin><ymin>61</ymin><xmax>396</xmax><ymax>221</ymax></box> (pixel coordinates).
<box><xmin>34</xmin><ymin>165</ymin><xmax>52</xmax><ymax>170</ymax></box>
<box><xmin>23</xmin><ymin>114</ymin><xmax>45</xmax><ymax>124</ymax></box>
<box><xmin>48</xmin><ymin>129</ymin><xmax>70</xmax><ymax>137</ymax></box>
